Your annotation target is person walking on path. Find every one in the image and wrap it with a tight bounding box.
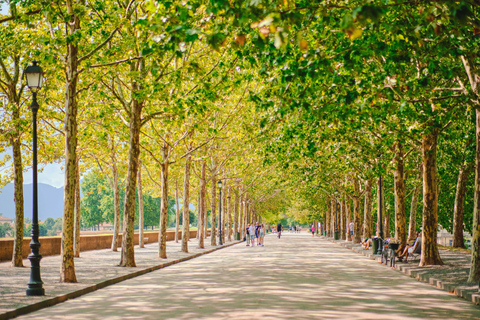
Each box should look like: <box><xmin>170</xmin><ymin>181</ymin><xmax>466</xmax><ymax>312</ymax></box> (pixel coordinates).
<box><xmin>259</xmin><ymin>224</ymin><xmax>265</xmax><ymax>246</ymax></box>
<box><xmin>349</xmin><ymin>221</ymin><xmax>354</xmax><ymax>240</ymax></box>
<box><xmin>277</xmin><ymin>222</ymin><xmax>282</xmax><ymax>238</ymax></box>
<box><xmin>255</xmin><ymin>222</ymin><xmax>261</xmax><ymax>245</ymax></box>
<box><xmin>245</xmin><ymin>224</ymin><xmax>250</xmax><ymax>246</ymax></box>
<box><xmin>249</xmin><ymin>223</ymin><xmax>256</xmax><ymax>246</ymax></box>
<box><xmin>311</xmin><ymin>224</ymin><xmax>315</xmax><ymax>237</ymax></box>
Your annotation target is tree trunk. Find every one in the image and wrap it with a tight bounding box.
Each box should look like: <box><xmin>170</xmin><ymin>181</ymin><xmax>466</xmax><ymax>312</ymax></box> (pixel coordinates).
<box><xmin>408</xmin><ymin>166</ymin><xmax>421</xmax><ymax>242</ymax></box>
<box><xmin>175</xmin><ymin>179</ymin><xmax>180</xmax><ymax>243</ymax></box>
<box><xmin>181</xmin><ymin>152</ymin><xmax>192</xmax><ymax>253</ymax></box>
<box><xmin>468</xmin><ymin>108</ymin><xmax>480</xmax><ymax>283</ymax></box>
<box><xmin>119</xmin><ymin>99</ymin><xmax>142</xmax><ymax>267</ymax></box>
<box><xmin>363</xmin><ymin>179</ymin><xmax>373</xmax><ymax>240</ymax></box>
<box><xmin>452</xmin><ymin>163</ymin><xmax>472</xmax><ymax>248</ymax></box>
<box><xmin>198</xmin><ymin>162</ymin><xmax>206</xmax><ymax>248</ymax></box>
<box><xmin>239</xmin><ymin>193</ymin><xmax>244</xmax><ymax>238</ymax></box>
<box><xmin>340</xmin><ymin>198</ymin><xmax>346</xmax><ymax>240</ymax></box>
<box><xmin>210</xmin><ymin>173</ymin><xmax>217</xmax><ymax>246</ymax></box>
<box><xmin>394</xmin><ymin>143</ymin><xmax>407</xmax><ymax>249</ymax></box>
<box><xmin>74</xmin><ymin>156</ymin><xmax>81</xmax><ymax>257</ymax></box>
<box><xmin>11</xmin><ymin>133</ymin><xmax>24</xmax><ymax>267</ymax></box>
<box><xmin>158</xmin><ymin>158</ymin><xmax>169</xmax><ymax>258</ymax></box>
<box><xmin>222</xmin><ymin>181</ymin><xmax>227</xmax><ymax>243</ymax></box>
<box><xmin>111</xmin><ymin>162</ymin><xmax>120</xmax><ymax>251</ymax></box>
<box><xmin>381</xmin><ymin>180</ymin><xmax>390</xmax><ymax>238</ymax></box>
<box><xmin>61</xmin><ymin>4</ymin><xmax>80</xmax><ymax>281</ymax></box>
<box><xmin>346</xmin><ymin>199</ymin><xmax>352</xmax><ymax>241</ymax></box>
<box><xmin>138</xmin><ymin>160</ymin><xmax>144</xmax><ymax>248</ymax></box>
<box><xmin>204</xmin><ymin>191</ymin><xmax>209</xmax><ymax>239</ymax></box>
<box><xmin>331</xmin><ymin>198</ymin><xmax>335</xmax><ymax>237</ymax></box>
<box><xmin>420</xmin><ymin>128</ymin><xmax>443</xmax><ymax>266</ymax></box>
<box><xmin>353</xmin><ymin>178</ymin><xmax>362</xmax><ymax>244</ymax></box>
<box><xmin>326</xmin><ymin>200</ymin><xmax>331</xmax><ymax>237</ymax></box>
<box><xmin>234</xmin><ymin>189</ymin><xmax>239</xmax><ymax>238</ymax></box>
<box><xmin>227</xmin><ymin>186</ymin><xmax>232</xmax><ymax>241</ymax></box>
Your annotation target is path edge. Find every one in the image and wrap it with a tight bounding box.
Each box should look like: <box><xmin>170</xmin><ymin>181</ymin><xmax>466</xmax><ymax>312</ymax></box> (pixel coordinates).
<box><xmin>322</xmin><ymin>236</ymin><xmax>480</xmax><ymax>306</ymax></box>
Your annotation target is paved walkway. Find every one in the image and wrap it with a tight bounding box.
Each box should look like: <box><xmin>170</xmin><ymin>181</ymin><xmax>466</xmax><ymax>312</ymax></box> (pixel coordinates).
<box><xmin>0</xmin><ymin>236</ymin><xmax>237</xmax><ymax>319</ymax></box>
<box><xmin>11</xmin><ymin>233</ymin><xmax>480</xmax><ymax>320</ymax></box>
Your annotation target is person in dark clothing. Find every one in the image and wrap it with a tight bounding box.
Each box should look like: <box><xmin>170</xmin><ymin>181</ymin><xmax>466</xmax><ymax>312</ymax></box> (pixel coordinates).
<box><xmin>277</xmin><ymin>222</ymin><xmax>282</xmax><ymax>238</ymax></box>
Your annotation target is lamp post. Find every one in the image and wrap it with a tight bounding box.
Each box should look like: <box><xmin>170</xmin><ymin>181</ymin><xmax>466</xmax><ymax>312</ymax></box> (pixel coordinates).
<box><xmin>24</xmin><ymin>61</ymin><xmax>45</xmax><ymax>296</ymax></box>
<box><xmin>334</xmin><ymin>189</ymin><xmax>339</xmax><ymax>240</ymax></box>
<box><xmin>218</xmin><ymin>180</ymin><xmax>223</xmax><ymax>245</ymax></box>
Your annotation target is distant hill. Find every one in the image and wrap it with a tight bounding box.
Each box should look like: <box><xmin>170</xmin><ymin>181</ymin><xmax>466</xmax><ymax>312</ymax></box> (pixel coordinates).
<box><xmin>0</xmin><ymin>183</ymin><xmax>64</xmax><ymax>220</ymax></box>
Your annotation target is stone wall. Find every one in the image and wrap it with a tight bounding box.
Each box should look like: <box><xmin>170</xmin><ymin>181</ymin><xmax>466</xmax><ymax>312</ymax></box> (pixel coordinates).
<box><xmin>0</xmin><ymin>230</ymin><xmax>203</xmax><ymax>262</ymax></box>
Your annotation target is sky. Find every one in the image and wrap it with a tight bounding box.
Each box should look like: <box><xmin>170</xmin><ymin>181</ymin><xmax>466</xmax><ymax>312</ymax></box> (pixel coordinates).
<box><xmin>1</xmin><ymin>2</ymin><xmax>8</xmax><ymax>15</ymax></box>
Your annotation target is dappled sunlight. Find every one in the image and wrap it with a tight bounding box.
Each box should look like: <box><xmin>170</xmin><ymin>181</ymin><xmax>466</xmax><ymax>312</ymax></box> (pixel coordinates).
<box><xmin>16</xmin><ymin>234</ymin><xmax>480</xmax><ymax>320</ymax></box>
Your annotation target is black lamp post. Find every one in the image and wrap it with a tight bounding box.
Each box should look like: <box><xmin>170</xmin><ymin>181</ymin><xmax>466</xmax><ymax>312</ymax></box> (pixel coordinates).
<box><xmin>24</xmin><ymin>61</ymin><xmax>45</xmax><ymax>296</ymax></box>
<box><xmin>334</xmin><ymin>189</ymin><xmax>339</xmax><ymax>240</ymax></box>
<box><xmin>218</xmin><ymin>180</ymin><xmax>223</xmax><ymax>245</ymax></box>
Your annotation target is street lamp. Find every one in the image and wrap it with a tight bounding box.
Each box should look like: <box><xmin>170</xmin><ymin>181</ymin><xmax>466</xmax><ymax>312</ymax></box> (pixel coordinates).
<box><xmin>218</xmin><ymin>180</ymin><xmax>223</xmax><ymax>245</ymax></box>
<box><xmin>334</xmin><ymin>189</ymin><xmax>339</xmax><ymax>240</ymax></box>
<box><xmin>24</xmin><ymin>61</ymin><xmax>45</xmax><ymax>296</ymax></box>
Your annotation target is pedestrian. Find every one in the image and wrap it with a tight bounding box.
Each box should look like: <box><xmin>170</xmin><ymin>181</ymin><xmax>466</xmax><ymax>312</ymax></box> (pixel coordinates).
<box><xmin>249</xmin><ymin>223</ymin><xmax>256</xmax><ymax>247</ymax></box>
<box><xmin>255</xmin><ymin>222</ymin><xmax>261</xmax><ymax>245</ymax></box>
<box><xmin>311</xmin><ymin>224</ymin><xmax>315</xmax><ymax>237</ymax></box>
<box><xmin>259</xmin><ymin>224</ymin><xmax>265</xmax><ymax>246</ymax></box>
<box><xmin>245</xmin><ymin>224</ymin><xmax>250</xmax><ymax>246</ymax></box>
<box><xmin>277</xmin><ymin>222</ymin><xmax>282</xmax><ymax>238</ymax></box>
<box><xmin>349</xmin><ymin>221</ymin><xmax>354</xmax><ymax>239</ymax></box>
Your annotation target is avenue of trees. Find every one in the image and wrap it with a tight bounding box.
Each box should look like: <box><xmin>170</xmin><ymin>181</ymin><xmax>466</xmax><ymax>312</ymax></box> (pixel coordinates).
<box><xmin>1</xmin><ymin>1</ymin><xmax>479</xmax><ymax>284</ymax></box>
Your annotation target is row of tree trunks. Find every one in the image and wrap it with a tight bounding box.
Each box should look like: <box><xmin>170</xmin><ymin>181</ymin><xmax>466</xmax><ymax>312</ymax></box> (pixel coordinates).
<box><xmin>181</xmin><ymin>150</ymin><xmax>192</xmax><ymax>253</ymax></box>
<box><xmin>394</xmin><ymin>143</ymin><xmax>407</xmax><ymax>249</ymax></box>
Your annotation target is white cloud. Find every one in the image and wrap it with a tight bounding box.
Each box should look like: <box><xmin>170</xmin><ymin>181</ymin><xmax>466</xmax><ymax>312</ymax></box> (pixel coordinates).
<box><xmin>24</xmin><ymin>162</ymin><xmax>65</xmax><ymax>188</ymax></box>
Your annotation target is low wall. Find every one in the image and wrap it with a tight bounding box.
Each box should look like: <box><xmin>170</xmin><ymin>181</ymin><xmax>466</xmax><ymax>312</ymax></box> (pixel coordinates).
<box><xmin>0</xmin><ymin>230</ymin><xmax>205</xmax><ymax>262</ymax></box>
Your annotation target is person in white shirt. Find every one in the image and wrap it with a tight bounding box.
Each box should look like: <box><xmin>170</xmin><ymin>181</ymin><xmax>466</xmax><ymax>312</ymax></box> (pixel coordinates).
<box><xmin>249</xmin><ymin>224</ymin><xmax>256</xmax><ymax>246</ymax></box>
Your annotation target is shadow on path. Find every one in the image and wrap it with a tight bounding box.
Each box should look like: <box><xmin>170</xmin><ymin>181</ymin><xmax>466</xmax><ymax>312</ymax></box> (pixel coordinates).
<box><xmin>16</xmin><ymin>234</ymin><xmax>480</xmax><ymax>320</ymax></box>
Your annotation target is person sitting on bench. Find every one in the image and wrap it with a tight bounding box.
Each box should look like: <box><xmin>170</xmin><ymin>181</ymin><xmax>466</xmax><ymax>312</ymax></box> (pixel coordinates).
<box><xmin>398</xmin><ymin>232</ymin><xmax>422</xmax><ymax>262</ymax></box>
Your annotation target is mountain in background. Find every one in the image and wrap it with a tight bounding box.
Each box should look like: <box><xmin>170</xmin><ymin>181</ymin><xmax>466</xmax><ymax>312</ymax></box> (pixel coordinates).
<box><xmin>0</xmin><ymin>183</ymin><xmax>64</xmax><ymax>221</ymax></box>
